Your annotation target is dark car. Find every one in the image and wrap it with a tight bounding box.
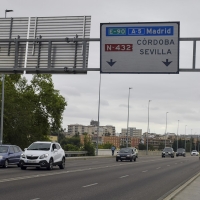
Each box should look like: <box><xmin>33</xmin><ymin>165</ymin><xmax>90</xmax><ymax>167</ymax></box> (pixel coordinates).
<box><xmin>162</xmin><ymin>147</ymin><xmax>175</xmax><ymax>158</ymax></box>
<box><xmin>116</xmin><ymin>148</ymin><xmax>136</xmax><ymax>162</ymax></box>
<box><xmin>176</xmin><ymin>148</ymin><xmax>186</xmax><ymax>157</ymax></box>
<box><xmin>0</xmin><ymin>145</ymin><xmax>23</xmax><ymax>168</ymax></box>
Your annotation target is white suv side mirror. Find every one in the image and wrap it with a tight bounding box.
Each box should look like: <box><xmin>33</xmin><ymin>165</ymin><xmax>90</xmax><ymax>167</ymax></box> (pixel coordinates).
<box><xmin>54</xmin><ymin>149</ymin><xmax>58</xmax><ymax>152</ymax></box>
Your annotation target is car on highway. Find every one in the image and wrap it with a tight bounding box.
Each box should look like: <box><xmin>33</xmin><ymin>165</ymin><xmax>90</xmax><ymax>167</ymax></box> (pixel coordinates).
<box><xmin>176</xmin><ymin>148</ymin><xmax>186</xmax><ymax>157</ymax></box>
<box><xmin>0</xmin><ymin>145</ymin><xmax>23</xmax><ymax>168</ymax></box>
<box><xmin>116</xmin><ymin>148</ymin><xmax>136</xmax><ymax>162</ymax></box>
<box><xmin>191</xmin><ymin>150</ymin><xmax>199</xmax><ymax>156</ymax></box>
<box><xmin>20</xmin><ymin>141</ymin><xmax>65</xmax><ymax>170</ymax></box>
<box><xmin>162</xmin><ymin>147</ymin><xmax>175</xmax><ymax>158</ymax></box>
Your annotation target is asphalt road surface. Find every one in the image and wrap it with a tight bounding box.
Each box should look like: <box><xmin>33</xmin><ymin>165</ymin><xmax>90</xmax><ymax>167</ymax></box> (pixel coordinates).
<box><xmin>0</xmin><ymin>156</ymin><xmax>199</xmax><ymax>200</ymax></box>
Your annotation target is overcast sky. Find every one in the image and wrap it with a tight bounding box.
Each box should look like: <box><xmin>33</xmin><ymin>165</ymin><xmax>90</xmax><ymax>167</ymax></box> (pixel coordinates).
<box><xmin>1</xmin><ymin>0</ymin><xmax>200</xmax><ymax>136</ymax></box>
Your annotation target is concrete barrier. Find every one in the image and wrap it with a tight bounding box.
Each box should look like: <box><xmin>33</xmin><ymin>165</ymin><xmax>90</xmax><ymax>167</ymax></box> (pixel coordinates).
<box><xmin>97</xmin><ymin>149</ymin><xmax>162</xmax><ymax>156</ymax></box>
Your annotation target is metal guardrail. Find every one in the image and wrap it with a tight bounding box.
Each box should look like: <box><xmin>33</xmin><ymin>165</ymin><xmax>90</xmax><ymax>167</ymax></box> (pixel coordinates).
<box><xmin>65</xmin><ymin>151</ymin><xmax>88</xmax><ymax>157</ymax></box>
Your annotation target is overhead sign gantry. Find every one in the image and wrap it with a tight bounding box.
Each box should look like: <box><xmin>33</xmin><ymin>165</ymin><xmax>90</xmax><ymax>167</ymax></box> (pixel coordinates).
<box><xmin>0</xmin><ymin>16</ymin><xmax>91</xmax><ymax>74</ymax></box>
<box><xmin>100</xmin><ymin>22</ymin><xmax>180</xmax><ymax>74</ymax></box>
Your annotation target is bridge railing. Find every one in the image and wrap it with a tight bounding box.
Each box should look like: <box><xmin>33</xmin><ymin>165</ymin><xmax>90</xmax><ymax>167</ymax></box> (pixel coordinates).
<box><xmin>65</xmin><ymin>151</ymin><xmax>88</xmax><ymax>157</ymax></box>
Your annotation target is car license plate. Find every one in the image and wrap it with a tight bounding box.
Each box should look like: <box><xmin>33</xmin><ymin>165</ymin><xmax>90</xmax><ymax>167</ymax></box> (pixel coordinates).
<box><xmin>27</xmin><ymin>160</ymin><xmax>36</xmax><ymax>163</ymax></box>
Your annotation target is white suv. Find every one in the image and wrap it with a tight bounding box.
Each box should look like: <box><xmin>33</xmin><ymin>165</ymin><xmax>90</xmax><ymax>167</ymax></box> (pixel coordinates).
<box><xmin>20</xmin><ymin>141</ymin><xmax>65</xmax><ymax>170</ymax></box>
<box><xmin>191</xmin><ymin>150</ymin><xmax>199</xmax><ymax>156</ymax></box>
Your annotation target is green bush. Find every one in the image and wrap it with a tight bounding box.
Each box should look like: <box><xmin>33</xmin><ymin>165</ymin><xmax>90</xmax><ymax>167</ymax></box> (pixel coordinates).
<box><xmin>83</xmin><ymin>135</ymin><xmax>95</xmax><ymax>156</ymax></box>
<box><xmin>98</xmin><ymin>142</ymin><xmax>113</xmax><ymax>149</ymax></box>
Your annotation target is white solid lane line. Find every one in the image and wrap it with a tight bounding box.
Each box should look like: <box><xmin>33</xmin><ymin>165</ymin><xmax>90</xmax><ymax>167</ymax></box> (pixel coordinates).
<box><xmin>30</xmin><ymin>198</ymin><xmax>40</xmax><ymax>200</ymax></box>
<box><xmin>83</xmin><ymin>183</ymin><xmax>98</xmax><ymax>188</ymax></box>
<box><xmin>142</xmin><ymin>170</ymin><xmax>148</xmax><ymax>173</ymax></box>
<box><xmin>119</xmin><ymin>175</ymin><xmax>129</xmax><ymax>178</ymax></box>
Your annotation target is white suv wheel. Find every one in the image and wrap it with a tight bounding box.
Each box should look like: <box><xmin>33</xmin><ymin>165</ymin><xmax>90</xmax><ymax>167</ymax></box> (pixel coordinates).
<box><xmin>47</xmin><ymin>159</ymin><xmax>53</xmax><ymax>170</ymax></box>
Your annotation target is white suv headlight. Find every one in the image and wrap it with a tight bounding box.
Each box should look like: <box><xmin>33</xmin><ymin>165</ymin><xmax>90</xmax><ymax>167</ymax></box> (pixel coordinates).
<box><xmin>21</xmin><ymin>154</ymin><xmax>26</xmax><ymax>158</ymax></box>
<box><xmin>39</xmin><ymin>154</ymin><xmax>49</xmax><ymax>159</ymax></box>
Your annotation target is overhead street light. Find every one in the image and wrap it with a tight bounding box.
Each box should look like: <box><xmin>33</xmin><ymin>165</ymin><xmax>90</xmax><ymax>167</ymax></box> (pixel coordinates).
<box><xmin>0</xmin><ymin>9</ymin><xmax>14</xmax><ymax>145</ymax></box>
<box><xmin>194</xmin><ymin>132</ymin><xmax>197</xmax><ymax>150</ymax></box>
<box><xmin>5</xmin><ymin>9</ymin><xmax>13</xmax><ymax>18</ymax></box>
<box><xmin>190</xmin><ymin>129</ymin><xmax>193</xmax><ymax>152</ymax></box>
<box><xmin>146</xmin><ymin>100</ymin><xmax>151</xmax><ymax>155</ymax></box>
<box><xmin>185</xmin><ymin>125</ymin><xmax>187</xmax><ymax>150</ymax></box>
<box><xmin>96</xmin><ymin>74</ymin><xmax>101</xmax><ymax>156</ymax></box>
<box><xmin>165</xmin><ymin>112</ymin><xmax>169</xmax><ymax>147</ymax></box>
<box><xmin>126</xmin><ymin>87</ymin><xmax>132</xmax><ymax>148</ymax></box>
<box><xmin>176</xmin><ymin>120</ymin><xmax>179</xmax><ymax>151</ymax></box>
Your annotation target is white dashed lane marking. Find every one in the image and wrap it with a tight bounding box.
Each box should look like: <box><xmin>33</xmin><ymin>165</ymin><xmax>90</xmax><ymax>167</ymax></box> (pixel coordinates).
<box><xmin>83</xmin><ymin>183</ymin><xmax>98</xmax><ymax>188</ymax></box>
<box><xmin>142</xmin><ymin>170</ymin><xmax>148</xmax><ymax>173</ymax></box>
<box><xmin>119</xmin><ymin>175</ymin><xmax>129</xmax><ymax>178</ymax></box>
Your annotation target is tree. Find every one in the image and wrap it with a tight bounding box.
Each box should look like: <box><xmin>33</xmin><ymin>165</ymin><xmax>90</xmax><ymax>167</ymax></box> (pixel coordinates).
<box><xmin>98</xmin><ymin>142</ymin><xmax>113</xmax><ymax>149</ymax></box>
<box><xmin>83</xmin><ymin>135</ymin><xmax>95</xmax><ymax>156</ymax></box>
<box><xmin>138</xmin><ymin>143</ymin><xmax>146</xmax><ymax>150</ymax></box>
<box><xmin>60</xmin><ymin>134</ymin><xmax>81</xmax><ymax>149</ymax></box>
<box><xmin>2</xmin><ymin>74</ymin><xmax>67</xmax><ymax>149</ymax></box>
<box><xmin>148</xmin><ymin>144</ymin><xmax>155</xmax><ymax>151</ymax></box>
<box><xmin>158</xmin><ymin>143</ymin><xmax>165</xmax><ymax>151</ymax></box>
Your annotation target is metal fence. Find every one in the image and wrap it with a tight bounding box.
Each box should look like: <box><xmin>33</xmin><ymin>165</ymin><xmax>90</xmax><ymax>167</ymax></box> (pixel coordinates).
<box><xmin>65</xmin><ymin>151</ymin><xmax>87</xmax><ymax>157</ymax></box>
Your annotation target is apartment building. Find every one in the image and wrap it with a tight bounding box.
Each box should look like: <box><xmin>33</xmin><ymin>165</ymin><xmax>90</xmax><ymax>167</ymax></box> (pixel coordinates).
<box><xmin>68</xmin><ymin>124</ymin><xmax>116</xmax><ymax>136</ymax></box>
<box><xmin>121</xmin><ymin>127</ymin><xmax>142</xmax><ymax>137</ymax></box>
<box><xmin>119</xmin><ymin>136</ymin><xmax>140</xmax><ymax>148</ymax></box>
<box><xmin>80</xmin><ymin>135</ymin><xmax>139</xmax><ymax>149</ymax></box>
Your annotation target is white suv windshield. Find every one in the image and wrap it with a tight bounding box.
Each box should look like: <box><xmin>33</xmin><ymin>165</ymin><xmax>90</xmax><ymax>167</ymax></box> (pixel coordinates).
<box><xmin>27</xmin><ymin>143</ymin><xmax>51</xmax><ymax>151</ymax></box>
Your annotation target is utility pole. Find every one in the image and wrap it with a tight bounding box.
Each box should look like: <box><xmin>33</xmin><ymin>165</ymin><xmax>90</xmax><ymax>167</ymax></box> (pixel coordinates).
<box><xmin>0</xmin><ymin>9</ymin><xmax>14</xmax><ymax>145</ymax></box>
<box><xmin>176</xmin><ymin>120</ymin><xmax>179</xmax><ymax>151</ymax></box>
<box><xmin>126</xmin><ymin>87</ymin><xmax>132</xmax><ymax>148</ymax></box>
<box><xmin>146</xmin><ymin>100</ymin><xmax>151</xmax><ymax>155</ymax></box>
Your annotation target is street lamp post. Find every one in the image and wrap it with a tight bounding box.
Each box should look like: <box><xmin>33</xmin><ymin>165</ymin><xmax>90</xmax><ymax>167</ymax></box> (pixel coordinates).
<box><xmin>185</xmin><ymin>125</ymin><xmax>187</xmax><ymax>151</ymax></box>
<box><xmin>190</xmin><ymin>129</ymin><xmax>193</xmax><ymax>152</ymax></box>
<box><xmin>194</xmin><ymin>132</ymin><xmax>197</xmax><ymax>150</ymax></box>
<box><xmin>0</xmin><ymin>9</ymin><xmax>14</xmax><ymax>145</ymax></box>
<box><xmin>165</xmin><ymin>112</ymin><xmax>169</xmax><ymax>147</ymax></box>
<box><xmin>96</xmin><ymin>74</ymin><xmax>101</xmax><ymax>156</ymax></box>
<box><xmin>146</xmin><ymin>100</ymin><xmax>151</xmax><ymax>155</ymax></box>
<box><xmin>5</xmin><ymin>9</ymin><xmax>13</xmax><ymax>18</ymax></box>
<box><xmin>176</xmin><ymin>120</ymin><xmax>179</xmax><ymax>151</ymax></box>
<box><xmin>126</xmin><ymin>87</ymin><xmax>132</xmax><ymax>148</ymax></box>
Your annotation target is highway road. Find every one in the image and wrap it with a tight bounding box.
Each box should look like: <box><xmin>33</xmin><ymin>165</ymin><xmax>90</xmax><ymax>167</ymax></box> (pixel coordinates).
<box><xmin>0</xmin><ymin>156</ymin><xmax>199</xmax><ymax>200</ymax></box>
